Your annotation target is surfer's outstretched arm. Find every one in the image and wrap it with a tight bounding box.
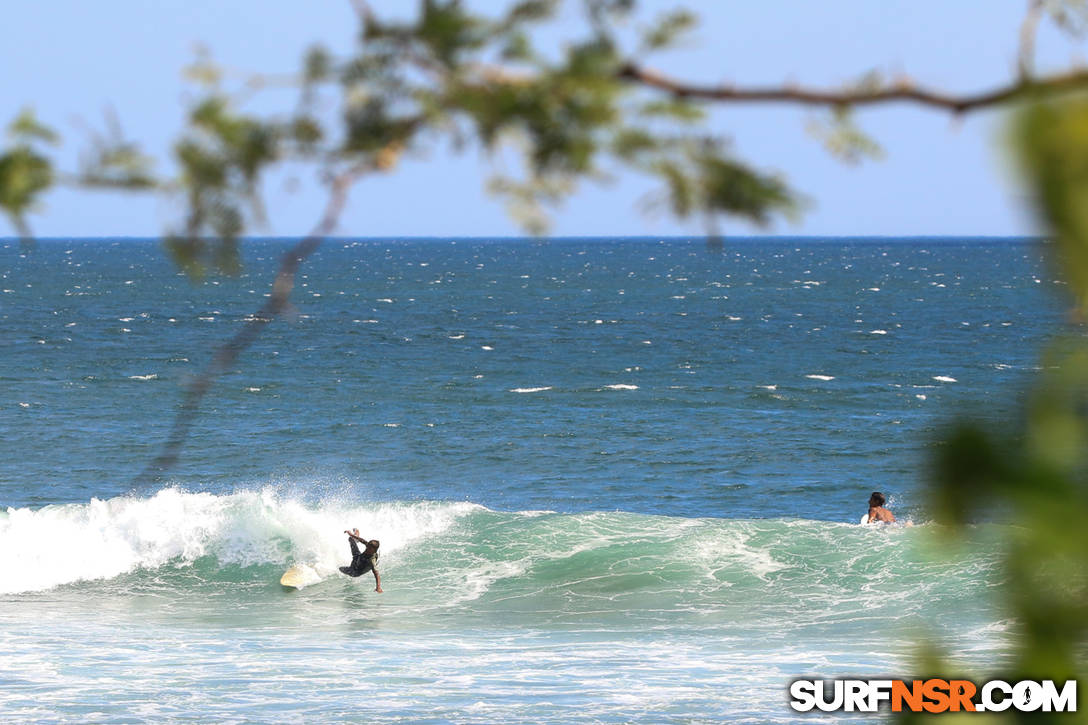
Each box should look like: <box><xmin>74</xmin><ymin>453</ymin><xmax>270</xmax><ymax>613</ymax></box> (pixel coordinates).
<box><xmin>372</xmin><ymin>567</ymin><xmax>383</xmax><ymax>594</ymax></box>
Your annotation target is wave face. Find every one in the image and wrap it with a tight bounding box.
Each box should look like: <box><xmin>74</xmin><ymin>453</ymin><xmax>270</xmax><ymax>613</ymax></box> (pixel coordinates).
<box><xmin>1</xmin><ymin>489</ymin><xmax>1002</xmax><ymax>635</ymax></box>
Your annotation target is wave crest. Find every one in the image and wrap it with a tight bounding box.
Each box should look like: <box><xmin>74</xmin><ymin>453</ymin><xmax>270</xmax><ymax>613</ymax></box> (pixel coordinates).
<box><xmin>0</xmin><ymin>488</ymin><xmax>475</xmax><ymax>594</ymax></box>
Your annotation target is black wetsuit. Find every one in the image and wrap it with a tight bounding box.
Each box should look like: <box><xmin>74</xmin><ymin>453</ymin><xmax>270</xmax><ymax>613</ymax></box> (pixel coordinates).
<box><xmin>339</xmin><ymin>538</ymin><xmax>376</xmax><ymax>577</ymax></box>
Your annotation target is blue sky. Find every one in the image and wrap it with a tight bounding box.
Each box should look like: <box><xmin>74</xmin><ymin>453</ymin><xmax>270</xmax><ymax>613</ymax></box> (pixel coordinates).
<box><xmin>4</xmin><ymin>1</ymin><xmax>1080</xmax><ymax>237</ymax></box>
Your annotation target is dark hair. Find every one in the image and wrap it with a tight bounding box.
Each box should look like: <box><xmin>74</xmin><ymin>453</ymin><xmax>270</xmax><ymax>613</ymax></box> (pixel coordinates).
<box><xmin>369</xmin><ymin>539</ymin><xmax>380</xmax><ymax>549</ymax></box>
<box><xmin>869</xmin><ymin>492</ymin><xmax>886</xmax><ymax>507</ymax></box>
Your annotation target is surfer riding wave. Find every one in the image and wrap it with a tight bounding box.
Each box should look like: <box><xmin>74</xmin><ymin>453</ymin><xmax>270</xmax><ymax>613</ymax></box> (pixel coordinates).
<box><xmin>340</xmin><ymin>529</ymin><xmax>383</xmax><ymax>593</ymax></box>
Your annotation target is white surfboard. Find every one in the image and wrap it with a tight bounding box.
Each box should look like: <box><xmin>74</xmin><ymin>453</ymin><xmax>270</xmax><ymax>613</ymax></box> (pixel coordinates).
<box><xmin>280</xmin><ymin>563</ymin><xmax>321</xmax><ymax>589</ymax></box>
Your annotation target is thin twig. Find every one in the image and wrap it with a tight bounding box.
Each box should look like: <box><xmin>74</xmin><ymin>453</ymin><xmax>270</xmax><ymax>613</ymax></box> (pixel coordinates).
<box><xmin>133</xmin><ymin>165</ymin><xmax>367</xmax><ymax>485</ymax></box>
<box><xmin>1019</xmin><ymin>0</ymin><xmax>1047</xmax><ymax>78</ymax></box>
<box><xmin>618</xmin><ymin>63</ymin><xmax>1088</xmax><ymax>115</ymax></box>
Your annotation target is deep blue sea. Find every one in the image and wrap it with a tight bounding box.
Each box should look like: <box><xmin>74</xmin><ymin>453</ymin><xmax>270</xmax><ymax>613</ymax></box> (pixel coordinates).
<box><xmin>0</xmin><ymin>237</ymin><xmax>1065</xmax><ymax>722</ymax></box>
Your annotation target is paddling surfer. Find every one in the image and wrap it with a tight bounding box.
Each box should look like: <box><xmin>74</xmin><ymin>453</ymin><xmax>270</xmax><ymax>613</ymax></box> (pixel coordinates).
<box><xmin>340</xmin><ymin>528</ymin><xmax>383</xmax><ymax>593</ymax></box>
<box><xmin>866</xmin><ymin>492</ymin><xmax>896</xmax><ymax>524</ymax></box>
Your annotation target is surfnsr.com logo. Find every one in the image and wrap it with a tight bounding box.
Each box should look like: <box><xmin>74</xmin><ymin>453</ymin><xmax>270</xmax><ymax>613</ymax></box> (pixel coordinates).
<box><xmin>789</xmin><ymin>679</ymin><xmax>1077</xmax><ymax>713</ymax></box>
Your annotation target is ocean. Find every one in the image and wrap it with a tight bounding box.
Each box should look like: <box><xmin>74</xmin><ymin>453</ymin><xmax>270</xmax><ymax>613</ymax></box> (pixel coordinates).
<box><xmin>0</xmin><ymin>237</ymin><xmax>1062</xmax><ymax>722</ymax></box>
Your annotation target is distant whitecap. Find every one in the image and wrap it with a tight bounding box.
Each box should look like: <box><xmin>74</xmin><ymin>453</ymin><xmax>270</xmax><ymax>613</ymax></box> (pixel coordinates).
<box><xmin>805</xmin><ymin>375</ymin><xmax>835</xmax><ymax>381</ymax></box>
<box><xmin>510</xmin><ymin>387</ymin><xmax>552</xmax><ymax>393</ymax></box>
<box><xmin>603</xmin><ymin>384</ymin><xmax>639</xmax><ymax>390</ymax></box>
<box><xmin>933</xmin><ymin>376</ymin><xmax>957</xmax><ymax>383</ymax></box>
<box><xmin>128</xmin><ymin>374</ymin><xmax>157</xmax><ymax>381</ymax></box>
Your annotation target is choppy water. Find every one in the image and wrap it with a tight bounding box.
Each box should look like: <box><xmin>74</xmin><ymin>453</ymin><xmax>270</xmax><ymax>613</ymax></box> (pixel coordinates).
<box><xmin>0</xmin><ymin>237</ymin><xmax>1062</xmax><ymax>721</ymax></box>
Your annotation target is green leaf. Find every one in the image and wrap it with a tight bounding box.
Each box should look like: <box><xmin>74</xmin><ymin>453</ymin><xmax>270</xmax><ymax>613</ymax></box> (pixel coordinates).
<box><xmin>611</xmin><ymin>127</ymin><xmax>658</xmax><ymax>159</ymax></box>
<box><xmin>641</xmin><ymin>9</ymin><xmax>697</xmax><ymax>50</ymax></box>
<box><xmin>503</xmin><ymin>0</ymin><xmax>558</xmax><ymax>25</ymax></box>
<box><xmin>637</xmin><ymin>99</ymin><xmax>705</xmax><ymax>122</ymax></box>
<box><xmin>304</xmin><ymin>45</ymin><xmax>332</xmax><ymax>83</ymax></box>
<box><xmin>500</xmin><ymin>31</ymin><xmax>534</xmax><ymax>62</ymax></box>
<box><xmin>806</xmin><ymin>108</ymin><xmax>884</xmax><ymax>165</ymax></box>
<box><xmin>290</xmin><ymin>116</ymin><xmax>324</xmax><ymax>148</ymax></box>
<box><xmin>417</xmin><ymin>0</ymin><xmax>486</xmax><ymax>67</ymax></box>
<box><xmin>8</xmin><ymin>108</ymin><xmax>58</xmax><ymax>145</ymax></box>
<box><xmin>0</xmin><ymin>147</ymin><xmax>53</xmax><ymax>234</ymax></box>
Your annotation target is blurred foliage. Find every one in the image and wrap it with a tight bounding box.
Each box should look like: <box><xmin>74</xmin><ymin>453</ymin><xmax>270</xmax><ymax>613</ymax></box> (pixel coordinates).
<box><xmin>0</xmin><ymin>109</ymin><xmax>56</xmax><ymax>238</ymax></box>
<box><xmin>1017</xmin><ymin>100</ymin><xmax>1088</xmax><ymax>312</ymax></box>
<box><xmin>918</xmin><ymin>98</ymin><xmax>1088</xmax><ymax>720</ymax></box>
<box><xmin>0</xmin><ymin>0</ymin><xmax>806</xmax><ymax>272</ymax></box>
<box><xmin>806</xmin><ymin>107</ymin><xmax>884</xmax><ymax>165</ymax></box>
<box><xmin>77</xmin><ymin>111</ymin><xmax>157</xmax><ymax>192</ymax></box>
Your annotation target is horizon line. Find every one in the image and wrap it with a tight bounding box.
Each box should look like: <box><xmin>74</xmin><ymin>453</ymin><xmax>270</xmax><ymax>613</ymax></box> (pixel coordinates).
<box><xmin>2</xmin><ymin>234</ymin><xmax>1049</xmax><ymax>242</ymax></box>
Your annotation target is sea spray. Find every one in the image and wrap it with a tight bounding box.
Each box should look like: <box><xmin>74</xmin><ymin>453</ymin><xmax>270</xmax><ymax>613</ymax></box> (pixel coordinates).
<box><xmin>0</xmin><ymin>488</ymin><xmax>476</xmax><ymax>594</ymax></box>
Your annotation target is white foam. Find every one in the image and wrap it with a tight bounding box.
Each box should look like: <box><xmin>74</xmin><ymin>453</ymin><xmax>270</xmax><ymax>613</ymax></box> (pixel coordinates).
<box><xmin>0</xmin><ymin>489</ymin><xmax>476</xmax><ymax>594</ymax></box>
<box><xmin>602</xmin><ymin>384</ymin><xmax>639</xmax><ymax>391</ymax></box>
<box><xmin>509</xmin><ymin>387</ymin><xmax>552</xmax><ymax>393</ymax></box>
<box><xmin>805</xmin><ymin>374</ymin><xmax>835</xmax><ymax>381</ymax></box>
<box><xmin>689</xmin><ymin>525</ymin><xmax>787</xmax><ymax>582</ymax></box>
<box><xmin>933</xmin><ymin>375</ymin><xmax>957</xmax><ymax>383</ymax></box>
<box><xmin>128</xmin><ymin>374</ymin><xmax>157</xmax><ymax>381</ymax></box>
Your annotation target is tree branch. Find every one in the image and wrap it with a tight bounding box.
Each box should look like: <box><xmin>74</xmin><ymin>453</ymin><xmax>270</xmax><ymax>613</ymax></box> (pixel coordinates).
<box><xmin>618</xmin><ymin>63</ymin><xmax>1088</xmax><ymax>115</ymax></box>
<box><xmin>133</xmin><ymin>163</ymin><xmax>368</xmax><ymax>485</ymax></box>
